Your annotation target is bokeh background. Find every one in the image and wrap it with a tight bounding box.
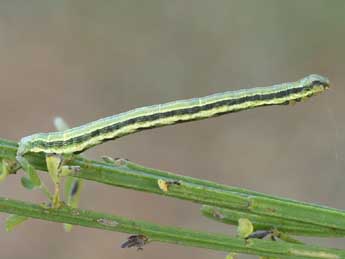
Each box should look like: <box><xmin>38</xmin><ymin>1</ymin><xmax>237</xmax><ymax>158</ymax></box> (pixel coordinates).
<box><xmin>0</xmin><ymin>1</ymin><xmax>345</xmax><ymax>259</ymax></box>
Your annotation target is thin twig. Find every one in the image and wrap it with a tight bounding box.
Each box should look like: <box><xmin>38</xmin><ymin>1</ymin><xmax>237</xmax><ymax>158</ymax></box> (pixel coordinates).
<box><xmin>0</xmin><ymin>197</ymin><xmax>344</xmax><ymax>259</ymax></box>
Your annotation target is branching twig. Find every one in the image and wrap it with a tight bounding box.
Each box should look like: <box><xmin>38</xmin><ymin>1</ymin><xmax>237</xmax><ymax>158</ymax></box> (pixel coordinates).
<box><xmin>1</xmin><ymin>138</ymin><xmax>345</xmax><ymax>258</ymax></box>
<box><xmin>1</xmin><ymin>138</ymin><xmax>345</xmax><ymax>236</ymax></box>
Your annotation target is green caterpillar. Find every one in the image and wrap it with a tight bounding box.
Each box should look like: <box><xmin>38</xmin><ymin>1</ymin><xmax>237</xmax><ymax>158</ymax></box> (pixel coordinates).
<box><xmin>14</xmin><ymin>74</ymin><xmax>330</xmax><ymax>208</ymax></box>
<box><xmin>17</xmin><ymin>74</ymin><xmax>329</xmax><ymax>156</ymax></box>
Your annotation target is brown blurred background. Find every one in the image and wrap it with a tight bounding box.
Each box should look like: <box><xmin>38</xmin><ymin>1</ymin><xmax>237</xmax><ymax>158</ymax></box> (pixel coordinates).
<box><xmin>0</xmin><ymin>1</ymin><xmax>344</xmax><ymax>258</ymax></box>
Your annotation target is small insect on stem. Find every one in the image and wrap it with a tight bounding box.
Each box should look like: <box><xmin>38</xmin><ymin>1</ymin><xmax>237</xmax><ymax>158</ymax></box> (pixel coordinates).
<box><xmin>70</xmin><ymin>181</ymin><xmax>80</xmax><ymax>197</ymax></box>
<box><xmin>121</xmin><ymin>234</ymin><xmax>149</xmax><ymax>251</ymax></box>
<box><xmin>245</xmin><ymin>230</ymin><xmax>276</xmax><ymax>241</ymax></box>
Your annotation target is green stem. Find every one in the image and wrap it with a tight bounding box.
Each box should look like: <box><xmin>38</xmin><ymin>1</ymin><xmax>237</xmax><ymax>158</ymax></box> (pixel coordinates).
<box><xmin>1</xmin><ymin>138</ymin><xmax>345</xmax><ymax>236</ymax></box>
<box><xmin>0</xmin><ymin>197</ymin><xmax>343</xmax><ymax>259</ymax></box>
<box><xmin>39</xmin><ymin>183</ymin><xmax>53</xmax><ymax>200</ymax></box>
<box><xmin>201</xmin><ymin>205</ymin><xmax>345</xmax><ymax>237</ymax></box>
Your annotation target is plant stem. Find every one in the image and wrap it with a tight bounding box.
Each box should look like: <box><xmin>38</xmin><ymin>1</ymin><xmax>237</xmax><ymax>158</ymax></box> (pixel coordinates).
<box><xmin>1</xmin><ymin>138</ymin><xmax>345</xmax><ymax>236</ymax></box>
<box><xmin>0</xmin><ymin>197</ymin><xmax>344</xmax><ymax>259</ymax></box>
<box><xmin>201</xmin><ymin>205</ymin><xmax>345</xmax><ymax>237</ymax></box>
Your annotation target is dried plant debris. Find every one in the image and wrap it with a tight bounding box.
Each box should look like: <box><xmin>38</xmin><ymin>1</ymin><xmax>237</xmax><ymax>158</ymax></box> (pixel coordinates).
<box><xmin>102</xmin><ymin>156</ymin><xmax>129</xmax><ymax>166</ymax></box>
<box><xmin>157</xmin><ymin>179</ymin><xmax>181</xmax><ymax>192</ymax></box>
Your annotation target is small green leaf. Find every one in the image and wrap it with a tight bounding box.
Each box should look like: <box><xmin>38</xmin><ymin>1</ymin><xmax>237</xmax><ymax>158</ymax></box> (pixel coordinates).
<box><xmin>63</xmin><ymin>223</ymin><xmax>73</xmax><ymax>232</ymax></box>
<box><xmin>27</xmin><ymin>167</ymin><xmax>41</xmax><ymax>187</ymax></box>
<box><xmin>21</xmin><ymin>176</ymin><xmax>35</xmax><ymax>190</ymax></box>
<box><xmin>237</xmin><ymin>218</ymin><xmax>253</xmax><ymax>238</ymax></box>
<box><xmin>5</xmin><ymin>214</ymin><xmax>28</xmax><ymax>232</ymax></box>
<box><xmin>226</xmin><ymin>253</ymin><xmax>237</xmax><ymax>259</ymax></box>
<box><xmin>17</xmin><ymin>156</ymin><xmax>41</xmax><ymax>187</ymax></box>
<box><xmin>0</xmin><ymin>160</ymin><xmax>9</xmax><ymax>182</ymax></box>
<box><xmin>46</xmin><ymin>155</ymin><xmax>61</xmax><ymax>183</ymax></box>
